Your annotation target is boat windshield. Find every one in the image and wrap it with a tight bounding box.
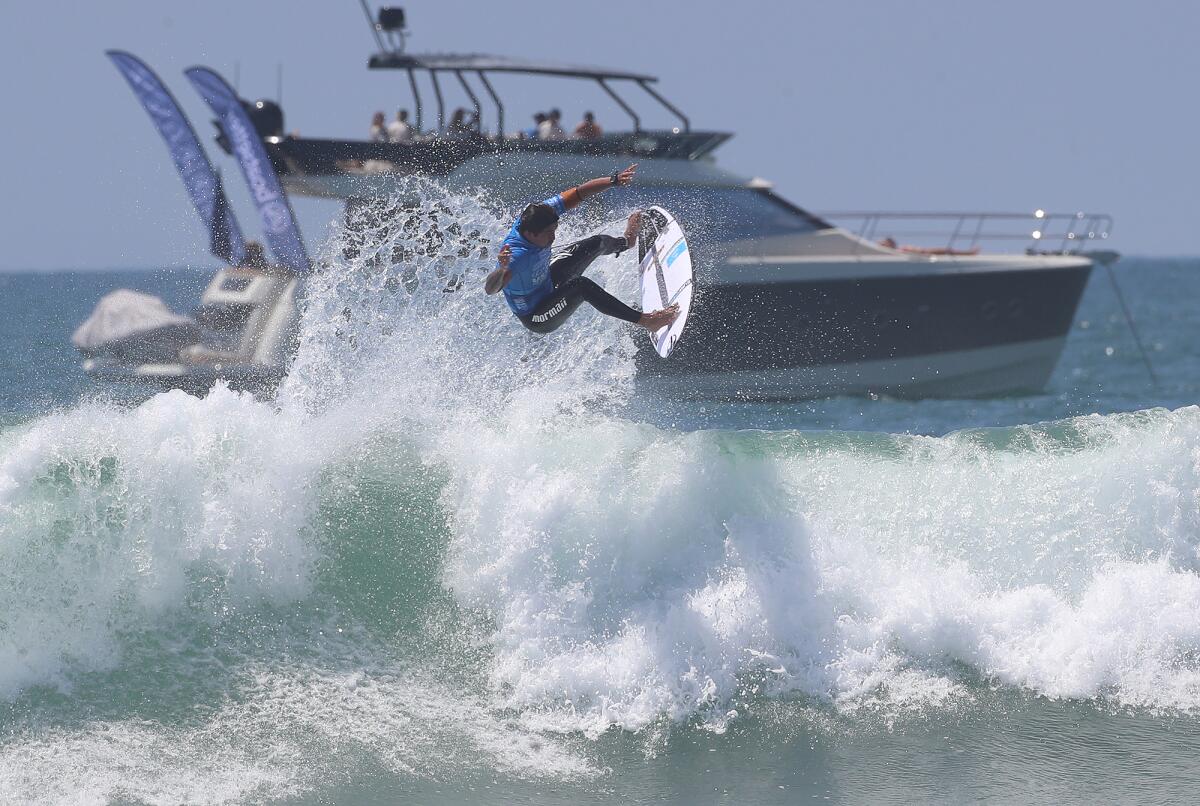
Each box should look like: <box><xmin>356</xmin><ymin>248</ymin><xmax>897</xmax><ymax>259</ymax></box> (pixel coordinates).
<box><xmin>595</xmin><ymin>186</ymin><xmax>826</xmax><ymax>244</ymax></box>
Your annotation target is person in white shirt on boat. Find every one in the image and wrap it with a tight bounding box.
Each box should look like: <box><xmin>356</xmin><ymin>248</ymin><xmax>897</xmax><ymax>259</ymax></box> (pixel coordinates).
<box><xmin>537</xmin><ymin>108</ymin><xmax>566</xmax><ymax>141</ymax></box>
<box><xmin>387</xmin><ymin>109</ymin><xmax>412</xmax><ymax>144</ymax></box>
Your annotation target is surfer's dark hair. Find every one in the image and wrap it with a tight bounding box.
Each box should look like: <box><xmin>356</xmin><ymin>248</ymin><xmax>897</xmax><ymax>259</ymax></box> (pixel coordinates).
<box><xmin>518</xmin><ymin>202</ymin><xmax>559</xmax><ymax>236</ymax></box>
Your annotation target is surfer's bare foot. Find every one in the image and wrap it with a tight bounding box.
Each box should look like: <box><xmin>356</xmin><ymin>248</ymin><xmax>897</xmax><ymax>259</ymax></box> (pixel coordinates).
<box><xmin>623</xmin><ymin>211</ymin><xmax>641</xmax><ymax>251</ymax></box>
<box><xmin>638</xmin><ymin>304</ymin><xmax>679</xmax><ymax>331</ymax></box>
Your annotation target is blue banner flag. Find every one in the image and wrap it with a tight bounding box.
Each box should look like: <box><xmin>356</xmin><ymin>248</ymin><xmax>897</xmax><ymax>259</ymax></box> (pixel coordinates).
<box><xmin>106</xmin><ymin>51</ymin><xmax>247</xmax><ymax>266</ymax></box>
<box><xmin>184</xmin><ymin>67</ymin><xmax>311</xmax><ymax>275</ymax></box>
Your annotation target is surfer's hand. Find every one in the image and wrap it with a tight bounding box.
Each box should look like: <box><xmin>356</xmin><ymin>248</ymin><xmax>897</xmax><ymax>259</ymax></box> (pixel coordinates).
<box><xmin>638</xmin><ymin>304</ymin><xmax>679</xmax><ymax>331</ymax></box>
<box><xmin>623</xmin><ymin>211</ymin><xmax>641</xmax><ymax>251</ymax></box>
<box><xmin>497</xmin><ymin>244</ymin><xmax>512</xmax><ymax>269</ymax></box>
<box><xmin>616</xmin><ymin>163</ymin><xmax>638</xmax><ymax>186</ymax></box>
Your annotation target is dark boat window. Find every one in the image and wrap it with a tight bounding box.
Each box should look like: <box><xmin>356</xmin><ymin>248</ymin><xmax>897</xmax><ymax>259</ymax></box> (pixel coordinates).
<box><xmin>599</xmin><ymin>186</ymin><xmax>825</xmax><ymax>244</ymax></box>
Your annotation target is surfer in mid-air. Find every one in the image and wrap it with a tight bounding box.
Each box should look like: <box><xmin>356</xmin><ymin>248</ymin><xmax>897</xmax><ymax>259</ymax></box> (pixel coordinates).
<box><xmin>484</xmin><ymin>163</ymin><xmax>679</xmax><ymax>333</ymax></box>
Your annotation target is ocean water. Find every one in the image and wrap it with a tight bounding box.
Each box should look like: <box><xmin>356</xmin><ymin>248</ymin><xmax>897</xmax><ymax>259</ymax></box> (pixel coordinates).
<box><xmin>3</xmin><ymin>185</ymin><xmax>1200</xmax><ymax>804</ymax></box>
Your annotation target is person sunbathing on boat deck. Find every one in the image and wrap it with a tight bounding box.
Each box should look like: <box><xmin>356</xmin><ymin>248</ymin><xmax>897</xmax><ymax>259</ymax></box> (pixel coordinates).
<box><xmin>879</xmin><ymin>237</ymin><xmax>981</xmax><ymax>256</ymax></box>
<box><xmin>484</xmin><ymin>163</ymin><xmax>679</xmax><ymax>334</ymax></box>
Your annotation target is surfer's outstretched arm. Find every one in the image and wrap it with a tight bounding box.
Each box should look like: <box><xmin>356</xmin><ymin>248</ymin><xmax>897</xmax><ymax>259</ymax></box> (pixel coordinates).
<box><xmin>558</xmin><ymin>163</ymin><xmax>638</xmax><ymax>210</ymax></box>
<box><xmin>484</xmin><ymin>244</ymin><xmax>512</xmax><ymax>295</ymax></box>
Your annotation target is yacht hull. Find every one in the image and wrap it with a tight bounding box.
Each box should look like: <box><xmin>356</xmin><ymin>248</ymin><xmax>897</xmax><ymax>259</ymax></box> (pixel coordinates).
<box><xmin>637</xmin><ymin>259</ymin><xmax>1091</xmax><ymax>400</ymax></box>
<box><xmin>637</xmin><ymin>337</ymin><xmax>1068</xmax><ymax>400</ymax></box>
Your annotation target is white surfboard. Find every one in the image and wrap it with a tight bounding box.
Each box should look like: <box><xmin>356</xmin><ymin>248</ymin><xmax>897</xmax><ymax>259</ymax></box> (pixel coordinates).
<box><xmin>637</xmin><ymin>206</ymin><xmax>693</xmax><ymax>358</ymax></box>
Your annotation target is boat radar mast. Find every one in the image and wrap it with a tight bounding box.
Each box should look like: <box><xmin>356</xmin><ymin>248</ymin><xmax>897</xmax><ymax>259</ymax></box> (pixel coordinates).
<box><xmin>360</xmin><ymin>2</ymin><xmax>409</xmax><ymax>57</ymax></box>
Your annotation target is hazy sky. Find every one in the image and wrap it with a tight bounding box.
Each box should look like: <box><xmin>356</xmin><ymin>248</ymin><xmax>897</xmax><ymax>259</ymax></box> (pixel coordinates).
<box><xmin>1</xmin><ymin>1</ymin><xmax>1197</xmax><ymax>269</ymax></box>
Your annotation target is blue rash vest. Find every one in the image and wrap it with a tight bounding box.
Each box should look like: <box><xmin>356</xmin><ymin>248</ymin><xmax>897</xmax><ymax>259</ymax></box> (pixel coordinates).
<box><xmin>501</xmin><ymin>193</ymin><xmax>567</xmax><ymax>316</ymax></box>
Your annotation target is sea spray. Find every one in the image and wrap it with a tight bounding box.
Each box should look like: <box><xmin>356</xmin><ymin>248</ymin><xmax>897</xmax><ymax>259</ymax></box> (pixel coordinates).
<box><xmin>278</xmin><ymin>176</ymin><xmax>640</xmax><ymax>423</ymax></box>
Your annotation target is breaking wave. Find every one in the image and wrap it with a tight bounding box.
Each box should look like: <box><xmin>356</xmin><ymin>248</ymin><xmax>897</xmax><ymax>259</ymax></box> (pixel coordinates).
<box><xmin>1</xmin><ymin>180</ymin><xmax>1199</xmax><ymax>800</ymax></box>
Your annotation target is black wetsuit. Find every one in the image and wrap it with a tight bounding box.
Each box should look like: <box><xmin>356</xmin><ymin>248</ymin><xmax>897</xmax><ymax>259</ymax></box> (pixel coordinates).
<box><xmin>518</xmin><ymin>234</ymin><xmax>642</xmax><ymax>334</ymax></box>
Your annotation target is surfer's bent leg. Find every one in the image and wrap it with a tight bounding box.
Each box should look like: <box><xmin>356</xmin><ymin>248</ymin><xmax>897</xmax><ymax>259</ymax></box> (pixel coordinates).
<box><xmin>519</xmin><ymin>276</ymin><xmax>641</xmax><ymax>334</ymax></box>
<box><xmin>549</xmin><ymin>234</ymin><xmax>627</xmax><ymax>285</ymax></box>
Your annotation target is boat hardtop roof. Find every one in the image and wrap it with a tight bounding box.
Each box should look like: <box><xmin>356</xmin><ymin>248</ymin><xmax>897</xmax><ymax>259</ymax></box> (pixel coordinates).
<box><xmin>358</xmin><ymin>5</ymin><xmax>692</xmax><ymax>134</ymax></box>
<box><xmin>367</xmin><ymin>51</ymin><xmax>660</xmax><ymax>83</ymax></box>
<box><xmin>260</xmin><ymin>5</ymin><xmax>728</xmax><ymax>190</ymax></box>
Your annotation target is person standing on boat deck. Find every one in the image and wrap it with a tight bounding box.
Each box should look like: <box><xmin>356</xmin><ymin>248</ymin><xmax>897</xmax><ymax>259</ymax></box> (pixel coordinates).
<box><xmin>368</xmin><ymin>111</ymin><xmax>388</xmax><ymax>142</ymax></box>
<box><xmin>484</xmin><ymin>163</ymin><xmax>679</xmax><ymax>334</ymax></box>
<box><xmin>387</xmin><ymin>109</ymin><xmax>412</xmax><ymax>144</ymax></box>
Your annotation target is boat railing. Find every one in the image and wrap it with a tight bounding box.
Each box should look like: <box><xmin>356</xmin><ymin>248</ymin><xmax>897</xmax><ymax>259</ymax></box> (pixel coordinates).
<box><xmin>820</xmin><ymin>210</ymin><xmax>1114</xmax><ymax>256</ymax></box>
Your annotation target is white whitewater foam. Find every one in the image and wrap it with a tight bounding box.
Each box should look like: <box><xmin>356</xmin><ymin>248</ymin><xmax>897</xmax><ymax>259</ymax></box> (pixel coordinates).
<box><xmin>4</xmin><ymin>178</ymin><xmax>1200</xmax><ymax>789</ymax></box>
<box><xmin>0</xmin><ymin>178</ymin><xmax>638</xmax><ymax>702</ymax></box>
<box><xmin>135</xmin><ymin>182</ymin><xmax>1200</xmax><ymax>729</ymax></box>
<box><xmin>0</xmin><ymin>386</ymin><xmax>321</xmax><ymax>698</ymax></box>
<box><xmin>0</xmin><ymin>179</ymin><xmax>638</xmax><ymax>798</ymax></box>
<box><xmin>440</xmin><ymin>406</ymin><xmax>1200</xmax><ymax>731</ymax></box>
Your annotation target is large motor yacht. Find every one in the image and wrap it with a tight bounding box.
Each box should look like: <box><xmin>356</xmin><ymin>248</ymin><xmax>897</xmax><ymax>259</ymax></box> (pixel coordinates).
<box><xmin>253</xmin><ymin>6</ymin><xmax>1113</xmax><ymax>399</ymax></box>
<box><xmin>81</xmin><ymin>6</ymin><xmax>1114</xmax><ymax>400</ymax></box>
